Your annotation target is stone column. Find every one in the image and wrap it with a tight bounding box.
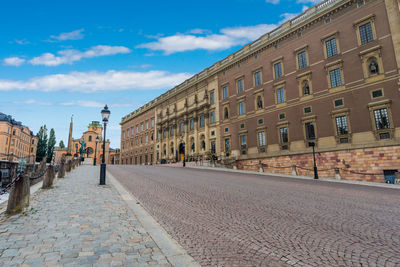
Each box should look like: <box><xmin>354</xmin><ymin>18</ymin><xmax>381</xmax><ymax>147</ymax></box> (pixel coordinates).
<box><xmin>6</xmin><ymin>174</ymin><xmax>30</xmax><ymax>215</ymax></box>
<box><xmin>42</xmin><ymin>165</ymin><xmax>55</xmax><ymax>189</ymax></box>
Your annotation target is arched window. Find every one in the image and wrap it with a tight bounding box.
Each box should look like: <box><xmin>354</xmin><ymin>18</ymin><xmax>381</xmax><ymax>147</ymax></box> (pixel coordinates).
<box><xmin>368</xmin><ymin>58</ymin><xmax>379</xmax><ymax>75</ymax></box>
<box><xmin>88</xmin><ymin>136</ymin><xmax>92</xmax><ymax>142</ymax></box>
<box><xmin>224</xmin><ymin>107</ymin><xmax>229</xmax><ymax>119</ymax></box>
<box><xmin>257</xmin><ymin>95</ymin><xmax>263</xmax><ymax>109</ymax></box>
<box><xmin>302</xmin><ymin>80</ymin><xmax>310</xmax><ymax>95</ymax></box>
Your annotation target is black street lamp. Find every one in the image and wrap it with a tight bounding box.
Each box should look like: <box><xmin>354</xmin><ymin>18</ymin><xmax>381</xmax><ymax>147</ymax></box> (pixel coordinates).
<box><xmin>99</xmin><ymin>105</ymin><xmax>110</xmax><ymax>185</ymax></box>
<box><xmin>93</xmin><ymin>135</ymin><xmax>100</xmax><ymax>166</ymax></box>
<box><xmin>308</xmin><ymin>141</ymin><xmax>319</xmax><ymax>179</ymax></box>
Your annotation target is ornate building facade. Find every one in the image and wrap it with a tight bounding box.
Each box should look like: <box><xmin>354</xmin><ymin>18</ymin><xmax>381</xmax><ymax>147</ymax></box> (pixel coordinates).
<box><xmin>0</xmin><ymin>113</ymin><xmax>38</xmax><ymax>163</ymax></box>
<box><xmin>55</xmin><ymin>120</ymin><xmax>115</xmax><ymax>165</ymax></box>
<box><xmin>120</xmin><ymin>0</ymin><xmax>400</xmax><ymax>182</ymax></box>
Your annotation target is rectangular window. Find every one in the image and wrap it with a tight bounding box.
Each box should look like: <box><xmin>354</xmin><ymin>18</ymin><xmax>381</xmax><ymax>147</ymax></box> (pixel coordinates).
<box><xmin>190</xmin><ymin>118</ymin><xmax>194</xmax><ymax>130</ymax></box>
<box><xmin>199</xmin><ymin>114</ymin><xmax>205</xmax><ymax>127</ymax></box>
<box><xmin>359</xmin><ymin>22</ymin><xmax>374</xmax><ymax>45</ymax></box>
<box><xmin>141</xmin><ymin>123</ymin><xmax>144</xmax><ymax>131</ymax></box>
<box><xmin>334</xmin><ymin>99</ymin><xmax>343</xmax><ymax>107</ymax></box>
<box><xmin>239</xmin><ymin>101</ymin><xmax>245</xmax><ymax>115</ymax></box>
<box><xmin>326</xmin><ymin>38</ymin><xmax>338</xmax><ymax>57</ymax></box>
<box><xmin>210</xmin><ymin>111</ymin><xmax>215</xmax><ymax>124</ymax></box>
<box><xmin>329</xmin><ymin>68</ymin><xmax>342</xmax><ymax>88</ymax></box>
<box><xmin>305</xmin><ymin>122</ymin><xmax>316</xmax><ymax>140</ymax></box>
<box><xmin>240</xmin><ymin>135</ymin><xmax>246</xmax><ymax>148</ymax></box>
<box><xmin>163</xmin><ymin>128</ymin><xmax>167</xmax><ymax>138</ymax></box>
<box><xmin>335</xmin><ymin>116</ymin><xmax>349</xmax><ymax>135</ymax></box>
<box><xmin>276</xmin><ymin>88</ymin><xmax>285</xmax><ymax>104</ymax></box>
<box><xmin>180</xmin><ymin>122</ymin><xmax>184</xmax><ymax>133</ymax></box>
<box><xmin>210</xmin><ymin>141</ymin><xmax>216</xmax><ymax>154</ymax></box>
<box><xmin>258</xmin><ymin>131</ymin><xmax>266</xmax><ymax>146</ymax></box>
<box><xmin>146</xmin><ymin>121</ymin><xmax>149</xmax><ymax>129</ymax></box>
<box><xmin>298</xmin><ymin>51</ymin><xmax>307</xmax><ymax>69</ymax></box>
<box><xmin>254</xmin><ymin>71</ymin><xmax>262</xmax><ymax>86</ymax></box>
<box><xmin>237</xmin><ymin>79</ymin><xmax>244</xmax><ymax>93</ymax></box>
<box><xmin>151</xmin><ymin>118</ymin><xmax>154</xmax><ymax>127</ymax></box>
<box><xmin>279</xmin><ymin>127</ymin><xmax>288</xmax><ymax>143</ymax></box>
<box><xmin>145</xmin><ymin>135</ymin><xmax>148</xmax><ymax>143</ymax></box>
<box><xmin>274</xmin><ymin>62</ymin><xmax>282</xmax><ymax>78</ymax></box>
<box><xmin>210</xmin><ymin>92</ymin><xmax>215</xmax><ymax>104</ymax></box>
<box><xmin>136</xmin><ymin>125</ymin><xmax>139</xmax><ymax>133</ymax></box>
<box><xmin>170</xmin><ymin>126</ymin><xmax>174</xmax><ymax>136</ymax></box>
<box><xmin>374</xmin><ymin>108</ymin><xmax>390</xmax><ymax>129</ymax></box>
<box><xmin>223</xmin><ymin>86</ymin><xmax>228</xmax><ymax>99</ymax></box>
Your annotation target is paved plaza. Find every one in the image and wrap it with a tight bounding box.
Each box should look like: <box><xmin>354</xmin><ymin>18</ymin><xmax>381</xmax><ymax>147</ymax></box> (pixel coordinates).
<box><xmin>0</xmin><ymin>166</ymin><xmax>184</xmax><ymax>267</ymax></box>
<box><xmin>109</xmin><ymin>165</ymin><xmax>400</xmax><ymax>267</ymax></box>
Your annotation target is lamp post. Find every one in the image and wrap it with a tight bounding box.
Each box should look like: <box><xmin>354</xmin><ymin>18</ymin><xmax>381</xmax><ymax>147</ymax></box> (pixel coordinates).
<box><xmin>99</xmin><ymin>105</ymin><xmax>110</xmax><ymax>185</ymax></box>
<box><xmin>93</xmin><ymin>136</ymin><xmax>99</xmax><ymax>166</ymax></box>
<box><xmin>308</xmin><ymin>141</ymin><xmax>319</xmax><ymax>179</ymax></box>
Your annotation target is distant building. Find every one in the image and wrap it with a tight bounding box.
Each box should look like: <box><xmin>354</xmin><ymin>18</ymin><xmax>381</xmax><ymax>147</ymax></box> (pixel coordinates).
<box><xmin>120</xmin><ymin>0</ymin><xmax>400</xmax><ymax>182</ymax></box>
<box><xmin>0</xmin><ymin>112</ymin><xmax>38</xmax><ymax>163</ymax></box>
<box><xmin>55</xmin><ymin>120</ymin><xmax>116</xmax><ymax>165</ymax></box>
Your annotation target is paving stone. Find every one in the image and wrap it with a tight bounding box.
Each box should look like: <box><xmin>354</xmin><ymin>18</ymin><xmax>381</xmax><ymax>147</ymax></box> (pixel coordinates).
<box><xmin>0</xmin><ymin>166</ymin><xmax>171</xmax><ymax>267</ymax></box>
<box><xmin>109</xmin><ymin>165</ymin><xmax>400</xmax><ymax>267</ymax></box>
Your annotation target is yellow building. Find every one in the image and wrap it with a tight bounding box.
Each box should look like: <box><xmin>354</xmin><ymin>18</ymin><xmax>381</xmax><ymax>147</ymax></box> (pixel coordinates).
<box><xmin>0</xmin><ymin>112</ymin><xmax>38</xmax><ymax>163</ymax></box>
<box><xmin>55</xmin><ymin>120</ymin><xmax>115</xmax><ymax>164</ymax></box>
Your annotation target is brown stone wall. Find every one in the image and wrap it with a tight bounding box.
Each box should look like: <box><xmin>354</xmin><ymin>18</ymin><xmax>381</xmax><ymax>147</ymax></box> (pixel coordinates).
<box><xmin>238</xmin><ymin>145</ymin><xmax>400</xmax><ymax>182</ymax></box>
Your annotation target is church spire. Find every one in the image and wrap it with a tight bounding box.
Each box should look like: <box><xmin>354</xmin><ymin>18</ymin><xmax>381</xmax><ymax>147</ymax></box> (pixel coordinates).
<box><xmin>66</xmin><ymin>115</ymin><xmax>73</xmax><ymax>156</ymax></box>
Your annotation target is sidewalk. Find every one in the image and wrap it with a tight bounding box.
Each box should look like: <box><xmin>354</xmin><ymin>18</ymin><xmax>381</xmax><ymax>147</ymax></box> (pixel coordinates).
<box><xmin>189</xmin><ymin>165</ymin><xmax>400</xmax><ymax>189</ymax></box>
<box><xmin>0</xmin><ymin>165</ymin><xmax>197</xmax><ymax>267</ymax></box>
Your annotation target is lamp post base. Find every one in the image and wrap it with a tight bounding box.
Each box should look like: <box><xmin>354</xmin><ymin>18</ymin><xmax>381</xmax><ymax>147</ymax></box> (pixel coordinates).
<box><xmin>314</xmin><ymin>166</ymin><xmax>319</xmax><ymax>179</ymax></box>
<box><xmin>100</xmin><ymin>163</ymin><xmax>106</xmax><ymax>185</ymax></box>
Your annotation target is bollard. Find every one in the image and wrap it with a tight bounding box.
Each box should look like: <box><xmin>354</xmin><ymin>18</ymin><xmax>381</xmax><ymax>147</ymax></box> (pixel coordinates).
<box><xmin>291</xmin><ymin>165</ymin><xmax>298</xmax><ymax>176</ymax></box>
<box><xmin>6</xmin><ymin>174</ymin><xmax>30</xmax><ymax>215</ymax></box>
<box><xmin>58</xmin><ymin>162</ymin><xmax>65</xmax><ymax>178</ymax></box>
<box><xmin>334</xmin><ymin>168</ymin><xmax>341</xmax><ymax>180</ymax></box>
<box><xmin>233</xmin><ymin>161</ymin><xmax>238</xmax><ymax>170</ymax></box>
<box><xmin>258</xmin><ymin>160</ymin><xmax>264</xmax><ymax>173</ymax></box>
<box><xmin>66</xmin><ymin>160</ymin><xmax>72</xmax><ymax>173</ymax></box>
<box><xmin>71</xmin><ymin>160</ymin><xmax>76</xmax><ymax>170</ymax></box>
<box><xmin>42</xmin><ymin>165</ymin><xmax>55</xmax><ymax>189</ymax></box>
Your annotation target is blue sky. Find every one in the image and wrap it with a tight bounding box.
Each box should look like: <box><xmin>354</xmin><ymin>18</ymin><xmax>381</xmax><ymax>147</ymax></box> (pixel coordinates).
<box><xmin>0</xmin><ymin>0</ymin><xmax>320</xmax><ymax>148</ymax></box>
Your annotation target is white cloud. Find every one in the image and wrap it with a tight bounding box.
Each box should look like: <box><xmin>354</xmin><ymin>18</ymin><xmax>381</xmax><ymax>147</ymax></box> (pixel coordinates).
<box><xmin>279</xmin><ymin>12</ymin><xmax>300</xmax><ymax>23</ymax></box>
<box><xmin>60</xmin><ymin>100</ymin><xmax>104</xmax><ymax>108</ymax></box>
<box><xmin>48</xmin><ymin>29</ymin><xmax>85</xmax><ymax>42</ymax></box>
<box><xmin>15</xmin><ymin>39</ymin><xmax>30</xmax><ymax>45</ymax></box>
<box><xmin>136</xmin><ymin>24</ymin><xmax>277</xmax><ymax>54</ymax></box>
<box><xmin>266</xmin><ymin>0</ymin><xmax>280</xmax><ymax>4</ymax></box>
<box><xmin>29</xmin><ymin>45</ymin><xmax>131</xmax><ymax>66</ymax></box>
<box><xmin>13</xmin><ymin>99</ymin><xmax>52</xmax><ymax>106</ymax></box>
<box><xmin>0</xmin><ymin>70</ymin><xmax>192</xmax><ymax>92</ymax></box>
<box><xmin>3</xmin><ymin>57</ymin><xmax>26</xmax><ymax>66</ymax></box>
<box><xmin>188</xmin><ymin>29</ymin><xmax>211</xmax><ymax>35</ymax></box>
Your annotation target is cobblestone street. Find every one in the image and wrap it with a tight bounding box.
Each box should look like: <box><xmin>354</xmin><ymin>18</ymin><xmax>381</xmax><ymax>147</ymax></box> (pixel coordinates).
<box><xmin>0</xmin><ymin>166</ymin><xmax>172</xmax><ymax>267</ymax></box>
<box><xmin>109</xmin><ymin>165</ymin><xmax>400</xmax><ymax>267</ymax></box>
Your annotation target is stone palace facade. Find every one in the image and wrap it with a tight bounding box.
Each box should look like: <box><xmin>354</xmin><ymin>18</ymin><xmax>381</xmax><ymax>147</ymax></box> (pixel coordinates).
<box><xmin>120</xmin><ymin>0</ymin><xmax>400</xmax><ymax>182</ymax></box>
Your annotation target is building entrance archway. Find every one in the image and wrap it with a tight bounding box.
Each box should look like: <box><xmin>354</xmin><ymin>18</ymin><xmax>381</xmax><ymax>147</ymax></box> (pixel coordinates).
<box><xmin>179</xmin><ymin>142</ymin><xmax>185</xmax><ymax>162</ymax></box>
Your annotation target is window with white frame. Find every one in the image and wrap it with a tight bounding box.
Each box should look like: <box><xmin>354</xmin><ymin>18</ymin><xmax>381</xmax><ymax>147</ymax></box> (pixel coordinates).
<box><xmin>237</xmin><ymin>79</ymin><xmax>244</xmax><ymax>93</ymax></box>
<box><xmin>298</xmin><ymin>51</ymin><xmax>307</xmax><ymax>69</ymax></box>
<box><xmin>329</xmin><ymin>68</ymin><xmax>342</xmax><ymax>88</ymax></box>
<box><xmin>325</xmin><ymin>38</ymin><xmax>338</xmax><ymax>57</ymax></box>
<box><xmin>223</xmin><ymin>86</ymin><xmax>228</xmax><ymax>99</ymax></box>
<box><xmin>210</xmin><ymin>111</ymin><xmax>215</xmax><ymax>124</ymax></box>
<box><xmin>276</xmin><ymin>87</ymin><xmax>285</xmax><ymax>104</ymax></box>
<box><xmin>258</xmin><ymin>131</ymin><xmax>266</xmax><ymax>146</ymax></box>
<box><xmin>254</xmin><ymin>71</ymin><xmax>262</xmax><ymax>86</ymax></box>
<box><xmin>373</xmin><ymin>108</ymin><xmax>390</xmax><ymax>130</ymax></box>
<box><xmin>335</xmin><ymin>116</ymin><xmax>349</xmax><ymax>135</ymax></box>
<box><xmin>359</xmin><ymin>22</ymin><xmax>374</xmax><ymax>45</ymax></box>
<box><xmin>239</xmin><ymin>101</ymin><xmax>245</xmax><ymax>115</ymax></box>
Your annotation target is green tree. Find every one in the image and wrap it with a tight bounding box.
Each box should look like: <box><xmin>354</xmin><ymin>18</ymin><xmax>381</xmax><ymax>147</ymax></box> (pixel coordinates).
<box><xmin>59</xmin><ymin>140</ymin><xmax>65</xmax><ymax>149</ymax></box>
<box><xmin>47</xmin><ymin>128</ymin><xmax>56</xmax><ymax>163</ymax></box>
<box><xmin>36</xmin><ymin>125</ymin><xmax>48</xmax><ymax>162</ymax></box>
